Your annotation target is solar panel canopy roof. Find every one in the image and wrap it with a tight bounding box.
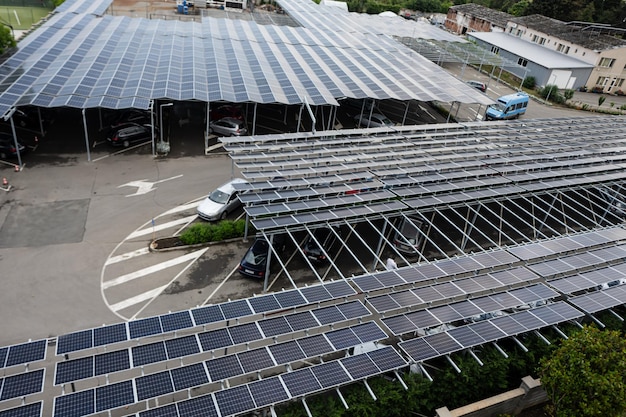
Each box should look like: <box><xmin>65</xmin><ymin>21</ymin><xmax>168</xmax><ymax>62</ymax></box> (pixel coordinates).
<box><xmin>0</xmin><ymin>0</ymin><xmax>492</xmax><ymax>118</ymax></box>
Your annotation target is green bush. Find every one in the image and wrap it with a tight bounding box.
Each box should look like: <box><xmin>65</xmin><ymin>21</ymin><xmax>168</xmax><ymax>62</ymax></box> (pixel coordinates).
<box><xmin>179</xmin><ymin>219</ymin><xmax>248</xmax><ymax>245</ymax></box>
<box><xmin>522</xmin><ymin>76</ymin><xmax>536</xmax><ymax>89</ymax></box>
<box><xmin>563</xmin><ymin>89</ymin><xmax>574</xmax><ymax>100</ymax></box>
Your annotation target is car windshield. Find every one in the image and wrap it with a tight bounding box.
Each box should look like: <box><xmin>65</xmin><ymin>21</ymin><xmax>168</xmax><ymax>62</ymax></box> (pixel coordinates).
<box><xmin>491</xmin><ymin>102</ymin><xmax>507</xmax><ymax>112</ymax></box>
<box><xmin>379</xmin><ymin>116</ymin><xmax>392</xmax><ymax>125</ymax></box>
<box><xmin>399</xmin><ymin>219</ymin><xmax>421</xmax><ymax>244</ymax></box>
<box><xmin>209</xmin><ymin>189</ymin><xmax>229</xmax><ymax>204</ymax></box>
<box><xmin>244</xmin><ymin>240</ymin><xmax>268</xmax><ymax>266</ymax></box>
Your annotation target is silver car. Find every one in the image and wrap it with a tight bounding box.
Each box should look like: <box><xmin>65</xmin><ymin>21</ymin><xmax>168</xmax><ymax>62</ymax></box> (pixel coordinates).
<box><xmin>209</xmin><ymin>117</ymin><xmax>247</xmax><ymax>137</ymax></box>
<box><xmin>354</xmin><ymin>112</ymin><xmax>394</xmax><ymax>128</ymax></box>
<box><xmin>197</xmin><ymin>178</ymin><xmax>248</xmax><ymax>221</ymax></box>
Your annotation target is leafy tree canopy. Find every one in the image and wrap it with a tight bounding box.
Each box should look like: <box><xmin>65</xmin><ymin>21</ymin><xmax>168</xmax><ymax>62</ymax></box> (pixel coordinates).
<box><xmin>539</xmin><ymin>325</ymin><xmax>626</xmax><ymax>417</ymax></box>
<box><xmin>0</xmin><ymin>25</ymin><xmax>15</xmax><ymax>55</ymax></box>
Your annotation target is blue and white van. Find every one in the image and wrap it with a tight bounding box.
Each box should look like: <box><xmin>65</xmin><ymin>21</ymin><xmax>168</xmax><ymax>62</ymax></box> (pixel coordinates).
<box><xmin>485</xmin><ymin>92</ymin><xmax>529</xmax><ymax>120</ymax></box>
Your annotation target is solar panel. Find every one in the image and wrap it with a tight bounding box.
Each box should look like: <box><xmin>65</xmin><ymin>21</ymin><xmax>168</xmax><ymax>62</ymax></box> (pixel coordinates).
<box><xmin>352</xmin><ymin>275</ymin><xmax>385</xmax><ymax>292</ymax></box>
<box><xmin>5</xmin><ymin>340</ymin><xmax>46</xmax><ymax>367</ymax></box>
<box><xmin>248</xmin><ymin>294</ymin><xmax>281</xmax><ymax>313</ymax></box>
<box><xmin>337</xmin><ymin>300</ymin><xmax>370</xmax><ymax>318</ymax></box>
<box><xmin>422</xmin><ymin>332</ymin><xmax>463</xmax><ymax>355</ymax></box>
<box><xmin>0</xmin><ymin>369</ymin><xmax>45</xmax><ymax>401</ymax></box>
<box><xmin>95</xmin><ymin>380</ymin><xmax>134</xmax><ymax>412</ymax></box>
<box><xmin>55</xmin><ymin>356</ymin><xmax>93</xmax><ymax>385</ymax></box>
<box><xmin>269</xmin><ymin>341</ymin><xmax>306</xmax><ymax>364</ymax></box>
<box><xmin>56</xmin><ymin>330</ymin><xmax>92</xmax><ymax>355</ymax></box>
<box><xmin>381</xmin><ymin>315</ymin><xmax>417</xmax><ymax>335</ymax></box>
<box><xmin>274</xmin><ymin>290</ymin><xmax>307</xmax><ymax>308</ymax></box>
<box><xmin>220</xmin><ymin>300</ymin><xmax>253</xmax><ymax>320</ymax></box>
<box><xmin>207</xmin><ymin>355</ymin><xmax>243</xmax><ymax>381</ymax></box>
<box><xmin>259</xmin><ymin>316</ymin><xmax>292</xmax><ymax>337</ymax></box>
<box><xmin>368</xmin><ymin>346</ymin><xmax>407</xmax><ymax>371</ymax></box>
<box><xmin>490</xmin><ymin>315</ymin><xmax>527</xmax><ymax>336</ymax></box>
<box><xmin>446</xmin><ymin>326</ymin><xmax>484</xmax><ymax>348</ymax></box>
<box><xmin>139</xmin><ymin>404</ymin><xmax>178</xmax><ymax>417</ymax></box>
<box><xmin>340</xmin><ymin>354</ymin><xmax>379</xmax><ymax>379</ymax></box>
<box><xmin>215</xmin><ymin>385</ymin><xmax>256</xmax><ymax>417</ymax></box>
<box><xmin>229</xmin><ymin>322</ymin><xmax>262</xmax><ymax>344</ymax></box>
<box><xmin>94</xmin><ymin>349</ymin><xmax>130</xmax><ymax>376</ymax></box>
<box><xmin>131</xmin><ymin>342</ymin><xmax>167</xmax><ymax>367</ymax></box>
<box><xmin>135</xmin><ymin>371</ymin><xmax>174</xmax><ymax>401</ymax></box>
<box><xmin>198</xmin><ymin>328</ymin><xmax>233</xmax><ymax>351</ymax></box>
<box><xmin>300</xmin><ymin>285</ymin><xmax>332</xmax><ymax>303</ymax></box>
<box><xmin>324</xmin><ymin>280</ymin><xmax>356</xmax><ymax>298</ymax></box>
<box><xmin>0</xmin><ymin>402</ymin><xmax>42</xmax><ymax>417</ymax></box>
<box><xmin>312</xmin><ymin>361</ymin><xmax>351</xmax><ymax>388</ymax></box>
<box><xmin>351</xmin><ymin>322</ymin><xmax>387</xmax><ymax>343</ymax></box>
<box><xmin>248</xmin><ymin>376</ymin><xmax>290</xmax><ymax>407</ymax></box>
<box><xmin>285</xmin><ymin>311</ymin><xmax>318</xmax><ymax>331</ymax></box>
<box><xmin>399</xmin><ymin>337</ymin><xmax>438</xmax><ymax>362</ymax></box>
<box><xmin>177</xmin><ymin>395</ymin><xmax>219</xmax><ymax>417</ymax></box>
<box><xmin>129</xmin><ymin>317</ymin><xmax>162</xmax><ymax>339</ymax></box>
<box><xmin>0</xmin><ymin>347</ymin><xmax>6</xmax><ymax>368</ymax></box>
<box><xmin>281</xmin><ymin>368</ymin><xmax>322</xmax><ymax>397</ymax></box>
<box><xmin>191</xmin><ymin>305</ymin><xmax>225</xmax><ymax>325</ymax></box>
<box><xmin>297</xmin><ymin>334</ymin><xmax>334</xmax><ymax>357</ymax></box>
<box><xmin>93</xmin><ymin>323</ymin><xmax>127</xmax><ymax>347</ymax></box>
<box><xmin>312</xmin><ymin>305</ymin><xmax>345</xmax><ymax>324</ymax></box>
<box><xmin>237</xmin><ymin>347</ymin><xmax>275</xmax><ymax>373</ymax></box>
<box><xmin>171</xmin><ymin>363</ymin><xmax>209</xmax><ymax>391</ymax></box>
<box><xmin>53</xmin><ymin>389</ymin><xmax>95</xmax><ymax>417</ymax></box>
<box><xmin>468</xmin><ymin>320</ymin><xmax>507</xmax><ymax>341</ymax></box>
<box><xmin>165</xmin><ymin>335</ymin><xmax>200</xmax><ymax>359</ymax></box>
<box><xmin>326</xmin><ymin>328</ymin><xmax>361</xmax><ymax>350</ymax></box>
<box><xmin>160</xmin><ymin>311</ymin><xmax>194</xmax><ymax>333</ymax></box>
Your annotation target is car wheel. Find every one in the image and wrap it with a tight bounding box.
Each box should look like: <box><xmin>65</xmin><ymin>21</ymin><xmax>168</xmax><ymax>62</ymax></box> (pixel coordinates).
<box><xmin>220</xmin><ymin>211</ymin><xmax>228</xmax><ymax>220</ymax></box>
<box><xmin>123</xmin><ymin>140</ymin><xmax>130</xmax><ymax>147</ymax></box>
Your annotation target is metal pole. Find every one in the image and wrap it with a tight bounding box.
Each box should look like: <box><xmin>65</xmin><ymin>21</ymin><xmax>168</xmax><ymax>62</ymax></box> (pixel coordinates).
<box><xmin>81</xmin><ymin>109</ymin><xmax>91</xmax><ymax>162</ymax></box>
<box><xmin>149</xmin><ymin>100</ymin><xmax>155</xmax><ymax>156</ymax></box>
<box><xmin>9</xmin><ymin>115</ymin><xmax>23</xmax><ymax>168</ymax></box>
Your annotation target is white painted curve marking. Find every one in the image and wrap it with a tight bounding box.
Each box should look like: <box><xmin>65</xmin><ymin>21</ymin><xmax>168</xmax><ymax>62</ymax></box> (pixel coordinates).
<box><xmin>102</xmin><ymin>248</ymin><xmax>208</xmax><ymax>289</ymax></box>
<box><xmin>109</xmin><ymin>285</ymin><xmax>169</xmax><ymax>312</ymax></box>
<box><xmin>118</xmin><ymin>175</ymin><xmax>183</xmax><ymax>197</ymax></box>
<box><xmin>126</xmin><ymin>215</ymin><xmax>197</xmax><ymax>240</ymax></box>
<box><xmin>105</xmin><ymin>247</ymin><xmax>150</xmax><ymax>266</ymax></box>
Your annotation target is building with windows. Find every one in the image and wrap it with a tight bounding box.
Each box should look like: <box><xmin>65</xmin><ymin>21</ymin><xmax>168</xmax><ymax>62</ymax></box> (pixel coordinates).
<box><xmin>506</xmin><ymin>15</ymin><xmax>626</xmax><ymax>93</ymax></box>
<box><xmin>444</xmin><ymin>3</ymin><xmax>512</xmax><ymax>35</ymax></box>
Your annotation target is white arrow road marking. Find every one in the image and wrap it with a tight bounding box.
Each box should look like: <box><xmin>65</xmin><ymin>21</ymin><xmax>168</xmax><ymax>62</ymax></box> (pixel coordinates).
<box><xmin>105</xmin><ymin>247</ymin><xmax>150</xmax><ymax>266</ymax></box>
<box><xmin>109</xmin><ymin>285</ymin><xmax>169</xmax><ymax>312</ymax></box>
<box><xmin>126</xmin><ymin>215</ymin><xmax>197</xmax><ymax>240</ymax></box>
<box><xmin>118</xmin><ymin>174</ymin><xmax>183</xmax><ymax>197</ymax></box>
<box><xmin>157</xmin><ymin>201</ymin><xmax>203</xmax><ymax>218</ymax></box>
<box><xmin>102</xmin><ymin>248</ymin><xmax>207</xmax><ymax>289</ymax></box>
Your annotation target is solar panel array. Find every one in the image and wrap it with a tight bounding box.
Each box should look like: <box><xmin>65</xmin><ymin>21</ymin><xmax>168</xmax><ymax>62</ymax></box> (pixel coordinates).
<box><xmin>0</xmin><ymin>0</ymin><xmax>491</xmax><ymax>119</ymax></box>
<box><xmin>221</xmin><ymin>117</ymin><xmax>626</xmax><ymax>231</ymax></box>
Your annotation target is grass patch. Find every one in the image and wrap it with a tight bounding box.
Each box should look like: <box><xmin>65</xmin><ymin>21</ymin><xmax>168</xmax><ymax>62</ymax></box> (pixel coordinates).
<box><xmin>179</xmin><ymin>219</ymin><xmax>251</xmax><ymax>245</ymax></box>
<box><xmin>0</xmin><ymin>6</ymin><xmax>50</xmax><ymax>30</ymax></box>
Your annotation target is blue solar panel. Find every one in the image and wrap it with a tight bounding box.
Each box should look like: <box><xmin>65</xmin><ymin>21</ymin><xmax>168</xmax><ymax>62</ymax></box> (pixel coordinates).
<box><xmin>56</xmin><ymin>330</ymin><xmax>92</xmax><ymax>355</ymax></box>
<box><xmin>341</xmin><ymin>351</ymin><xmax>379</xmax><ymax>380</ymax></box>
<box><xmin>229</xmin><ymin>323</ymin><xmax>262</xmax><ymax>345</ymax></box>
<box><xmin>0</xmin><ymin>347</ymin><xmax>7</xmax><ymax>368</ymax></box>
<box><xmin>274</xmin><ymin>290</ymin><xmax>306</xmax><ymax>308</ymax></box>
<box><xmin>215</xmin><ymin>385</ymin><xmax>256</xmax><ymax>417</ymax></box>
<box><xmin>6</xmin><ymin>340</ymin><xmax>46</xmax><ymax>367</ymax></box>
<box><xmin>198</xmin><ymin>329</ymin><xmax>233</xmax><ymax>351</ymax></box>
<box><xmin>281</xmin><ymin>368</ymin><xmax>321</xmax><ymax>397</ymax></box>
<box><xmin>268</xmin><ymin>341</ymin><xmax>306</xmax><ymax>363</ymax></box>
<box><xmin>0</xmin><ymin>369</ymin><xmax>45</xmax><ymax>401</ymax></box>
<box><xmin>165</xmin><ymin>335</ymin><xmax>200</xmax><ymax>359</ymax></box>
<box><xmin>160</xmin><ymin>311</ymin><xmax>194</xmax><ymax>333</ymax></box>
<box><xmin>237</xmin><ymin>347</ymin><xmax>275</xmax><ymax>373</ymax></box>
<box><xmin>368</xmin><ymin>346</ymin><xmax>407</xmax><ymax>371</ymax></box>
<box><xmin>135</xmin><ymin>371</ymin><xmax>174</xmax><ymax>401</ymax></box>
<box><xmin>312</xmin><ymin>361</ymin><xmax>351</xmax><ymax>388</ymax></box>
<box><xmin>95</xmin><ymin>380</ymin><xmax>134</xmax><ymax>412</ymax></box>
<box><xmin>171</xmin><ymin>363</ymin><xmax>209</xmax><ymax>391</ymax></box>
<box><xmin>248</xmin><ymin>294</ymin><xmax>281</xmax><ymax>313</ymax></box>
<box><xmin>285</xmin><ymin>311</ymin><xmax>318</xmax><ymax>331</ymax></box>
<box><xmin>0</xmin><ymin>402</ymin><xmax>42</xmax><ymax>417</ymax></box>
<box><xmin>207</xmin><ymin>355</ymin><xmax>243</xmax><ymax>381</ymax></box>
<box><xmin>191</xmin><ymin>305</ymin><xmax>224</xmax><ymax>325</ymax></box>
<box><xmin>131</xmin><ymin>342</ymin><xmax>167</xmax><ymax>367</ymax></box>
<box><xmin>248</xmin><ymin>376</ymin><xmax>290</xmax><ymax>407</ymax></box>
<box><xmin>220</xmin><ymin>300</ymin><xmax>252</xmax><ymax>320</ymax></box>
<box><xmin>129</xmin><ymin>317</ymin><xmax>162</xmax><ymax>339</ymax></box>
<box><xmin>139</xmin><ymin>404</ymin><xmax>177</xmax><ymax>417</ymax></box>
<box><xmin>53</xmin><ymin>389</ymin><xmax>95</xmax><ymax>417</ymax></box>
<box><xmin>94</xmin><ymin>349</ymin><xmax>130</xmax><ymax>376</ymax></box>
<box><xmin>93</xmin><ymin>323</ymin><xmax>127</xmax><ymax>347</ymax></box>
<box><xmin>177</xmin><ymin>395</ymin><xmax>218</xmax><ymax>417</ymax></box>
<box><xmin>55</xmin><ymin>356</ymin><xmax>94</xmax><ymax>385</ymax></box>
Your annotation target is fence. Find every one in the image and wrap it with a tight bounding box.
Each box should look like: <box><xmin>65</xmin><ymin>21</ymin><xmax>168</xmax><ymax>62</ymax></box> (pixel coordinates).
<box><xmin>435</xmin><ymin>376</ymin><xmax>548</xmax><ymax>417</ymax></box>
<box><xmin>0</xmin><ymin>6</ymin><xmax>50</xmax><ymax>29</ymax></box>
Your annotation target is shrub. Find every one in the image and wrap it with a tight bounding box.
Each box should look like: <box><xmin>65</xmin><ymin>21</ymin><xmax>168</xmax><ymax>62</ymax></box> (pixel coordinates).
<box><xmin>179</xmin><ymin>219</ymin><xmax>248</xmax><ymax>245</ymax></box>
<box><xmin>540</xmin><ymin>84</ymin><xmax>559</xmax><ymax>101</ymax></box>
<box><xmin>598</xmin><ymin>96</ymin><xmax>606</xmax><ymax>106</ymax></box>
<box><xmin>522</xmin><ymin>76</ymin><xmax>536</xmax><ymax>89</ymax></box>
<box><xmin>563</xmin><ymin>89</ymin><xmax>574</xmax><ymax>100</ymax></box>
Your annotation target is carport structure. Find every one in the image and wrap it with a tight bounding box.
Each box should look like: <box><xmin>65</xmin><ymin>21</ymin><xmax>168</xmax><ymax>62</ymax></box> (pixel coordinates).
<box><xmin>0</xmin><ymin>0</ymin><xmax>493</xmax><ymax>163</ymax></box>
<box><xmin>222</xmin><ymin>116</ymin><xmax>626</xmax><ymax>292</ymax></box>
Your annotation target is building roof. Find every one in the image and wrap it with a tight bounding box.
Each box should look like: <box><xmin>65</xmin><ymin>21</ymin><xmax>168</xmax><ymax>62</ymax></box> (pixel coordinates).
<box><xmin>469</xmin><ymin>32</ymin><xmax>595</xmax><ymax>69</ymax></box>
<box><xmin>0</xmin><ymin>0</ymin><xmax>492</xmax><ymax>118</ymax></box>
<box><xmin>449</xmin><ymin>3</ymin><xmax>513</xmax><ymax>28</ymax></box>
<box><xmin>511</xmin><ymin>14</ymin><xmax>626</xmax><ymax>51</ymax></box>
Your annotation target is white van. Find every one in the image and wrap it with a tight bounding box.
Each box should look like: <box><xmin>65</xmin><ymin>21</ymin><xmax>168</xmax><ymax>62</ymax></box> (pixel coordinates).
<box><xmin>485</xmin><ymin>92</ymin><xmax>529</xmax><ymax>120</ymax></box>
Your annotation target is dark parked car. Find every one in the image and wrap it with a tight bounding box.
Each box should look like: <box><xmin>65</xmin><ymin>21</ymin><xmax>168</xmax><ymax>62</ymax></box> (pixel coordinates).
<box><xmin>0</xmin><ymin>133</ymin><xmax>27</xmax><ymax>159</ymax></box>
<box><xmin>393</xmin><ymin>216</ymin><xmax>425</xmax><ymax>255</ymax></box>
<box><xmin>107</xmin><ymin>110</ymin><xmax>153</xmax><ymax>129</ymax></box>
<box><xmin>302</xmin><ymin>227</ymin><xmax>341</xmax><ymax>263</ymax></box>
<box><xmin>209</xmin><ymin>105</ymin><xmax>243</xmax><ymax>121</ymax></box>
<box><xmin>106</xmin><ymin>124</ymin><xmax>156</xmax><ymax>147</ymax></box>
<box><xmin>238</xmin><ymin>235</ymin><xmax>286</xmax><ymax>278</ymax></box>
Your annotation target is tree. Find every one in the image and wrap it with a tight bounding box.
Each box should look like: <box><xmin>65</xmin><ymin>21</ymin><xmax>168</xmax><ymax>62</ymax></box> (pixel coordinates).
<box><xmin>0</xmin><ymin>25</ymin><xmax>15</xmax><ymax>55</ymax></box>
<box><xmin>539</xmin><ymin>325</ymin><xmax>626</xmax><ymax>417</ymax></box>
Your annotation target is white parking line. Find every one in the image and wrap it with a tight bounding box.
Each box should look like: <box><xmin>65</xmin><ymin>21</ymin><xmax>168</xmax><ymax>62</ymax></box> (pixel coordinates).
<box><xmin>105</xmin><ymin>247</ymin><xmax>150</xmax><ymax>266</ymax></box>
<box><xmin>102</xmin><ymin>248</ymin><xmax>208</xmax><ymax>289</ymax></box>
<box><xmin>125</xmin><ymin>215</ymin><xmax>197</xmax><ymax>240</ymax></box>
<box><xmin>109</xmin><ymin>285</ymin><xmax>169</xmax><ymax>312</ymax></box>
<box><xmin>157</xmin><ymin>201</ymin><xmax>202</xmax><ymax>218</ymax></box>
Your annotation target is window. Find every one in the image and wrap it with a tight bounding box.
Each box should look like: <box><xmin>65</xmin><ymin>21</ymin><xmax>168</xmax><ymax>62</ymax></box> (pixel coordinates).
<box><xmin>491</xmin><ymin>46</ymin><xmax>500</xmax><ymax>54</ymax></box>
<box><xmin>557</xmin><ymin>43</ymin><xmax>569</xmax><ymax>54</ymax></box>
<box><xmin>599</xmin><ymin>57</ymin><xmax>615</xmax><ymax>68</ymax></box>
<box><xmin>618</xmin><ymin>79</ymin><xmax>625</xmax><ymax>87</ymax></box>
<box><xmin>597</xmin><ymin>76</ymin><xmax>608</xmax><ymax>86</ymax></box>
<box><xmin>539</xmin><ymin>37</ymin><xmax>546</xmax><ymax>45</ymax></box>
<box><xmin>517</xmin><ymin>58</ymin><xmax>528</xmax><ymax>67</ymax></box>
